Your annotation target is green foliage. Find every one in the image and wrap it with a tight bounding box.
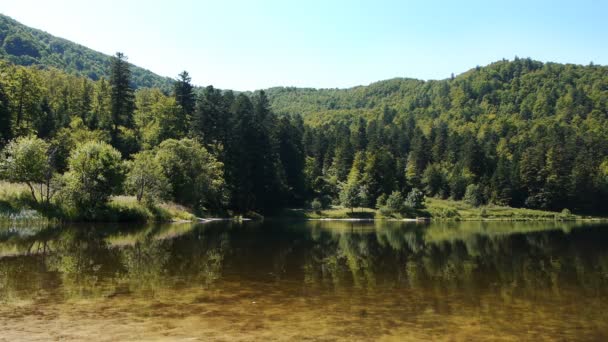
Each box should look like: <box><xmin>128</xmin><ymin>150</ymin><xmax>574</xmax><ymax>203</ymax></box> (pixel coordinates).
<box><xmin>274</xmin><ymin>58</ymin><xmax>608</xmax><ymax>215</ymax></box>
<box><xmin>338</xmin><ymin>151</ymin><xmax>365</xmax><ymax>211</ymax></box>
<box><xmin>1</xmin><ymin>20</ymin><xmax>608</xmax><ymax>218</ymax></box>
<box><xmin>155</xmin><ymin>138</ymin><xmax>225</xmax><ymax>211</ymax></box>
<box><xmin>375</xmin><ymin>193</ymin><xmax>387</xmax><ymax>209</ymax></box>
<box><xmin>385</xmin><ymin>191</ymin><xmax>404</xmax><ymax>213</ymax></box>
<box><xmin>0</xmin><ymin>83</ymin><xmax>10</xmax><ymax>146</ymax></box>
<box><xmin>339</xmin><ymin>181</ymin><xmax>360</xmax><ymax>212</ymax></box>
<box><xmin>125</xmin><ymin>151</ymin><xmax>169</xmax><ymax>205</ymax></box>
<box><xmin>109</xmin><ymin>52</ymin><xmax>135</xmax><ymax>150</ymax></box>
<box><xmin>0</xmin><ymin>14</ymin><xmax>173</xmax><ymax>90</ymax></box>
<box><xmin>405</xmin><ymin>188</ymin><xmax>426</xmax><ymax>209</ymax></box>
<box><xmin>463</xmin><ymin>184</ymin><xmax>484</xmax><ymax>207</ymax></box>
<box><xmin>63</xmin><ymin>141</ymin><xmax>124</xmax><ymax>216</ymax></box>
<box><xmin>0</xmin><ymin>136</ymin><xmax>51</xmax><ymax>203</ymax></box>
<box><xmin>311</xmin><ymin>198</ymin><xmax>322</xmax><ymax>212</ymax></box>
<box><xmin>173</xmin><ymin>71</ymin><xmax>195</xmax><ymax>130</ymax></box>
<box><xmin>422</xmin><ymin>163</ymin><xmax>448</xmax><ymax>198</ymax></box>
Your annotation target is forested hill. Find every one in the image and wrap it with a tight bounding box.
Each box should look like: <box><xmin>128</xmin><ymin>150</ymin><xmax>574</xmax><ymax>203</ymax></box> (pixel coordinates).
<box><xmin>266</xmin><ymin>59</ymin><xmax>608</xmax><ymax>125</ymax></box>
<box><xmin>266</xmin><ymin>58</ymin><xmax>608</xmax><ymax>214</ymax></box>
<box><xmin>0</xmin><ymin>16</ymin><xmax>607</xmax><ymax>216</ymax></box>
<box><xmin>0</xmin><ymin>14</ymin><xmax>173</xmax><ymax>91</ymax></box>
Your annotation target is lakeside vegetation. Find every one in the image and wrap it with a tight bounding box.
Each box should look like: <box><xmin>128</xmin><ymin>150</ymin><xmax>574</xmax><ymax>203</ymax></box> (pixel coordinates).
<box><xmin>0</xmin><ymin>16</ymin><xmax>607</xmax><ymax>223</ymax></box>
<box><xmin>281</xmin><ymin>197</ymin><xmax>592</xmax><ymax>221</ymax></box>
<box><xmin>0</xmin><ymin>180</ymin><xmax>193</xmax><ymax>223</ymax></box>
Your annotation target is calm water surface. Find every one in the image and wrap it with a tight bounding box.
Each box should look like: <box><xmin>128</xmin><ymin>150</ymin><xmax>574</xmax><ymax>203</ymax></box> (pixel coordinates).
<box><xmin>1</xmin><ymin>220</ymin><xmax>607</xmax><ymax>341</ymax></box>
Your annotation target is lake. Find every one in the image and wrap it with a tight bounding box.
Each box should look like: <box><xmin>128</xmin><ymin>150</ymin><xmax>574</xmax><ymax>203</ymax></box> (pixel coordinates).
<box><xmin>1</xmin><ymin>220</ymin><xmax>607</xmax><ymax>341</ymax></box>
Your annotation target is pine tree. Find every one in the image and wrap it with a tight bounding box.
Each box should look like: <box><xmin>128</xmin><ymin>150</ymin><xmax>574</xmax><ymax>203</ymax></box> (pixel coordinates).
<box><xmin>277</xmin><ymin>115</ymin><xmax>307</xmax><ymax>205</ymax></box>
<box><xmin>35</xmin><ymin>97</ymin><xmax>55</xmax><ymax>139</ymax></box>
<box><xmin>79</xmin><ymin>78</ymin><xmax>92</xmax><ymax>124</ymax></box>
<box><xmin>225</xmin><ymin>94</ymin><xmax>254</xmax><ymax>212</ymax></box>
<box><xmin>491</xmin><ymin>156</ymin><xmax>513</xmax><ymax>205</ymax></box>
<box><xmin>340</xmin><ymin>152</ymin><xmax>365</xmax><ymax>212</ymax></box>
<box><xmin>173</xmin><ymin>71</ymin><xmax>195</xmax><ymax>135</ymax></box>
<box><xmin>192</xmin><ymin>85</ymin><xmax>224</xmax><ymax>145</ymax></box>
<box><xmin>251</xmin><ymin>90</ymin><xmax>287</xmax><ymax>212</ymax></box>
<box><xmin>109</xmin><ymin>52</ymin><xmax>135</xmax><ymax>134</ymax></box>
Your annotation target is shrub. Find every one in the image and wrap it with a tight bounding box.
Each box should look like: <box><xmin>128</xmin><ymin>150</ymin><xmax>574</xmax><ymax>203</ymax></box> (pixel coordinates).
<box><xmin>63</xmin><ymin>141</ymin><xmax>124</xmax><ymax>216</ymax></box>
<box><xmin>379</xmin><ymin>205</ymin><xmax>394</xmax><ymax>217</ymax></box>
<box><xmin>125</xmin><ymin>151</ymin><xmax>169</xmax><ymax>205</ymax></box>
<box><xmin>339</xmin><ymin>182</ymin><xmax>360</xmax><ymax>212</ymax></box>
<box><xmin>464</xmin><ymin>184</ymin><xmax>483</xmax><ymax>207</ymax></box>
<box><xmin>156</xmin><ymin>138</ymin><xmax>225</xmax><ymax>210</ymax></box>
<box><xmin>480</xmin><ymin>208</ymin><xmax>488</xmax><ymax>218</ymax></box>
<box><xmin>559</xmin><ymin>208</ymin><xmax>574</xmax><ymax>220</ymax></box>
<box><xmin>375</xmin><ymin>193</ymin><xmax>387</xmax><ymax>209</ymax></box>
<box><xmin>386</xmin><ymin>191</ymin><xmax>404</xmax><ymax>213</ymax></box>
<box><xmin>0</xmin><ymin>136</ymin><xmax>52</xmax><ymax>203</ymax></box>
<box><xmin>405</xmin><ymin>188</ymin><xmax>426</xmax><ymax>209</ymax></box>
<box><xmin>311</xmin><ymin>198</ymin><xmax>322</xmax><ymax>212</ymax></box>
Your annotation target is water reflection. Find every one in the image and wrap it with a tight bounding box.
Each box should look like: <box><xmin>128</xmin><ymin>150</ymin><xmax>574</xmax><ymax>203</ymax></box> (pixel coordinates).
<box><xmin>1</xmin><ymin>220</ymin><xmax>607</xmax><ymax>340</ymax></box>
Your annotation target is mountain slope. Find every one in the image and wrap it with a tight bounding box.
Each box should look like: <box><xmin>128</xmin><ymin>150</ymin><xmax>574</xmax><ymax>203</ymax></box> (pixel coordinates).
<box><xmin>0</xmin><ymin>14</ymin><xmax>173</xmax><ymax>91</ymax></box>
<box><xmin>266</xmin><ymin>58</ymin><xmax>608</xmax><ymax>126</ymax></box>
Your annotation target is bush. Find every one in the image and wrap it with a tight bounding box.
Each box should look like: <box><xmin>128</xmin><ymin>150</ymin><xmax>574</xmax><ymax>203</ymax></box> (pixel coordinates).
<box><xmin>480</xmin><ymin>208</ymin><xmax>488</xmax><ymax>218</ymax></box>
<box><xmin>433</xmin><ymin>208</ymin><xmax>460</xmax><ymax>219</ymax></box>
<box><xmin>339</xmin><ymin>181</ymin><xmax>360</xmax><ymax>212</ymax></box>
<box><xmin>379</xmin><ymin>205</ymin><xmax>393</xmax><ymax>217</ymax></box>
<box><xmin>464</xmin><ymin>184</ymin><xmax>483</xmax><ymax>207</ymax></box>
<box><xmin>386</xmin><ymin>191</ymin><xmax>404</xmax><ymax>213</ymax></box>
<box><xmin>311</xmin><ymin>198</ymin><xmax>322</xmax><ymax>212</ymax></box>
<box><xmin>405</xmin><ymin>188</ymin><xmax>426</xmax><ymax>209</ymax></box>
<box><xmin>559</xmin><ymin>208</ymin><xmax>574</xmax><ymax>220</ymax></box>
<box><xmin>0</xmin><ymin>136</ymin><xmax>52</xmax><ymax>203</ymax></box>
<box><xmin>125</xmin><ymin>151</ymin><xmax>169</xmax><ymax>205</ymax></box>
<box><xmin>63</xmin><ymin>141</ymin><xmax>124</xmax><ymax>216</ymax></box>
<box><xmin>156</xmin><ymin>138</ymin><xmax>225</xmax><ymax>210</ymax></box>
<box><xmin>375</xmin><ymin>193</ymin><xmax>387</xmax><ymax>209</ymax></box>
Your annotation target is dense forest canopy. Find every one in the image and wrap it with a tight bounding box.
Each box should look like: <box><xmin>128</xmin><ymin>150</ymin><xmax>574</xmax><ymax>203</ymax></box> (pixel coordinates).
<box><xmin>269</xmin><ymin>59</ymin><xmax>608</xmax><ymax>214</ymax></box>
<box><xmin>0</xmin><ymin>14</ymin><xmax>606</xmax><ymax>217</ymax></box>
<box><xmin>0</xmin><ymin>14</ymin><xmax>173</xmax><ymax>91</ymax></box>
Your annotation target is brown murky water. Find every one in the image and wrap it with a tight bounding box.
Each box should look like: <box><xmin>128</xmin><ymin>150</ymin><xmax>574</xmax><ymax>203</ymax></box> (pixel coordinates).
<box><xmin>1</xmin><ymin>220</ymin><xmax>607</xmax><ymax>341</ymax></box>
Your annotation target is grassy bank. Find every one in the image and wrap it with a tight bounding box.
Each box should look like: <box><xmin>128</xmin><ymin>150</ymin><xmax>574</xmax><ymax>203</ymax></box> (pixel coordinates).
<box><xmin>2</xmin><ymin>180</ymin><xmax>600</xmax><ymax>223</ymax></box>
<box><xmin>280</xmin><ymin>198</ymin><xmax>597</xmax><ymax>221</ymax></box>
<box><xmin>0</xmin><ymin>181</ymin><xmax>194</xmax><ymax>223</ymax></box>
<box><xmin>424</xmin><ymin>198</ymin><xmax>590</xmax><ymax>221</ymax></box>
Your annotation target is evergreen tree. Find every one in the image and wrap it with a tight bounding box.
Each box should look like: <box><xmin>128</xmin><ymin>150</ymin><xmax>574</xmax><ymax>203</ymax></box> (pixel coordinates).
<box><xmin>109</xmin><ymin>52</ymin><xmax>135</xmax><ymax>134</ymax></box>
<box><xmin>225</xmin><ymin>94</ymin><xmax>255</xmax><ymax>212</ymax></box>
<box><xmin>277</xmin><ymin>115</ymin><xmax>307</xmax><ymax>205</ymax></box>
<box><xmin>173</xmin><ymin>71</ymin><xmax>195</xmax><ymax>135</ymax></box>
<box><xmin>35</xmin><ymin>97</ymin><xmax>55</xmax><ymax>139</ymax></box>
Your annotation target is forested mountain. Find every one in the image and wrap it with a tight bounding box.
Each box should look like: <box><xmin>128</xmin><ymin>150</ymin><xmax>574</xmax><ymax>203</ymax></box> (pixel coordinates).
<box><xmin>268</xmin><ymin>59</ymin><xmax>608</xmax><ymax>214</ymax></box>
<box><xmin>0</xmin><ymin>16</ymin><xmax>607</xmax><ymax>216</ymax></box>
<box><xmin>0</xmin><ymin>14</ymin><xmax>173</xmax><ymax>91</ymax></box>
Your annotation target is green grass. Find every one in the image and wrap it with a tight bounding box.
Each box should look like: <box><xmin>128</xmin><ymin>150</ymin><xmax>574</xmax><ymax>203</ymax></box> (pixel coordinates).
<box><xmin>279</xmin><ymin>198</ymin><xmax>599</xmax><ymax>221</ymax></box>
<box><xmin>279</xmin><ymin>206</ymin><xmax>379</xmax><ymax>219</ymax></box>
<box><xmin>425</xmin><ymin>198</ymin><xmax>590</xmax><ymax>221</ymax></box>
<box><xmin>63</xmin><ymin>196</ymin><xmax>196</xmax><ymax>222</ymax></box>
<box><xmin>0</xmin><ymin>181</ymin><xmax>195</xmax><ymax>223</ymax></box>
<box><xmin>0</xmin><ymin>181</ymin><xmax>53</xmax><ymax>226</ymax></box>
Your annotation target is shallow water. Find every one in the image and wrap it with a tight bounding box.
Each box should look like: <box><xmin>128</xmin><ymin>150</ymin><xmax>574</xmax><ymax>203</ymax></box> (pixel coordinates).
<box><xmin>1</xmin><ymin>220</ymin><xmax>607</xmax><ymax>341</ymax></box>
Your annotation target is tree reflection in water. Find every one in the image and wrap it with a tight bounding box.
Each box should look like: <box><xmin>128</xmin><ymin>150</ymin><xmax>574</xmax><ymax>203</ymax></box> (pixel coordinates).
<box><xmin>0</xmin><ymin>220</ymin><xmax>607</xmax><ymax>340</ymax></box>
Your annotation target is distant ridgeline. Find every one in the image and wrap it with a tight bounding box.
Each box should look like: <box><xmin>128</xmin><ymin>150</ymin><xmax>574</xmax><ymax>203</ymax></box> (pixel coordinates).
<box><xmin>0</xmin><ymin>11</ymin><xmax>606</xmax><ymax>216</ymax></box>
<box><xmin>0</xmin><ymin>14</ymin><xmax>173</xmax><ymax>91</ymax></box>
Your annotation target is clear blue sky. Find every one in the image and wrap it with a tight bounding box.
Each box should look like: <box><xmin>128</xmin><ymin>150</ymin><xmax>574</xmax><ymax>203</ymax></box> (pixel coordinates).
<box><xmin>1</xmin><ymin>0</ymin><xmax>607</xmax><ymax>91</ymax></box>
